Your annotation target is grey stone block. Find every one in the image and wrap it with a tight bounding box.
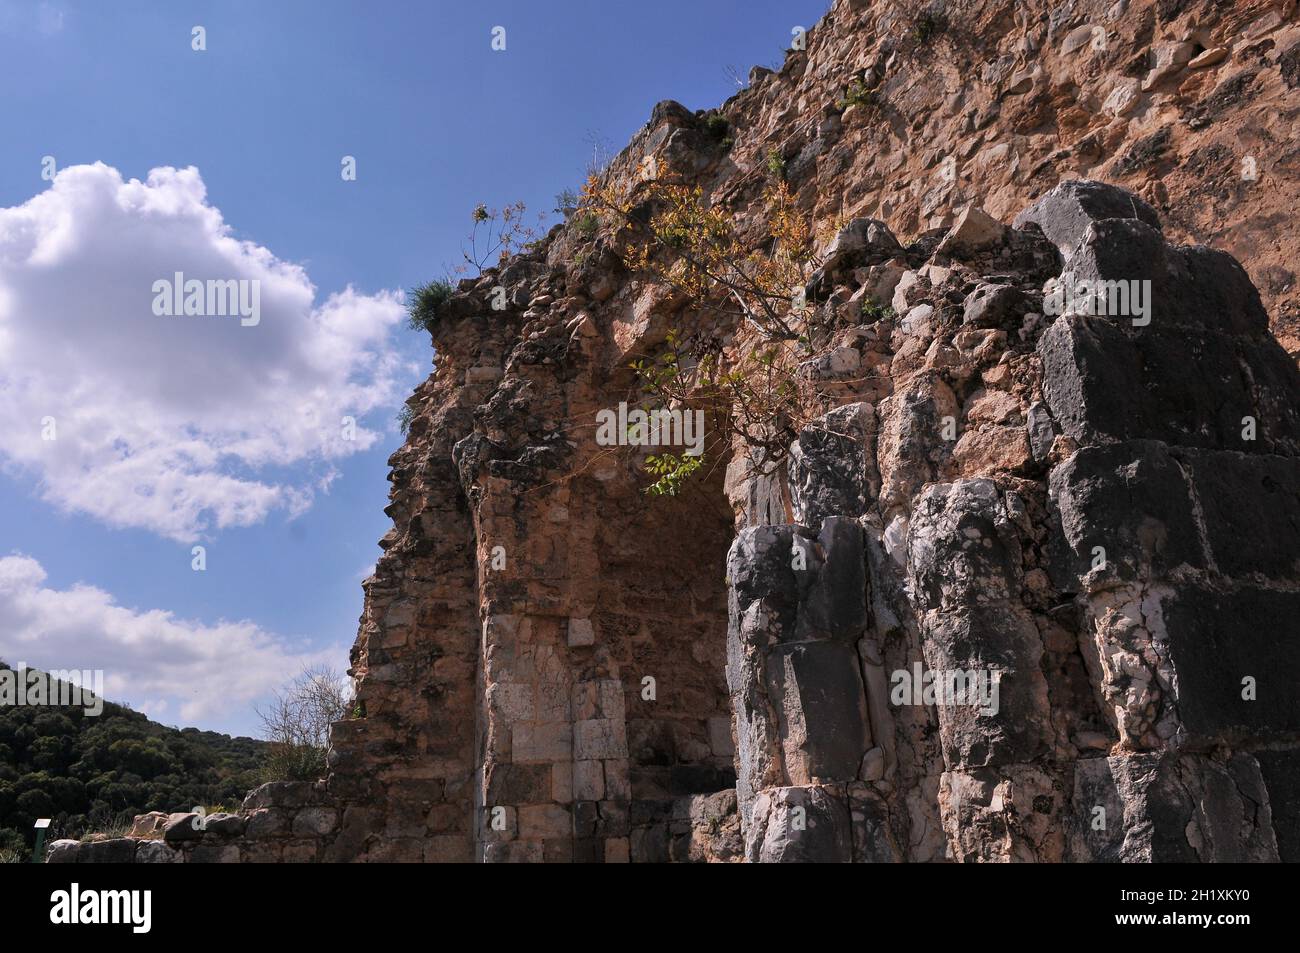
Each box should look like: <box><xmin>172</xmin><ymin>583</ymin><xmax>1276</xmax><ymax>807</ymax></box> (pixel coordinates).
<box><xmin>1038</xmin><ymin>315</ymin><xmax>1299</xmax><ymax>453</ymax></box>
<box><xmin>789</xmin><ymin>402</ymin><xmax>879</xmax><ymax>527</ymax></box>
<box><xmin>748</xmin><ymin>785</ymin><xmax>853</xmax><ymax>862</ymax></box>
<box><xmin>1179</xmin><ymin>450</ymin><xmax>1300</xmax><ymax>579</ymax></box>
<box><xmin>1256</xmin><ymin>748</ymin><xmax>1300</xmax><ymax>862</ymax></box>
<box><xmin>1107</xmin><ymin>752</ymin><xmax>1278</xmax><ymax>862</ymax></box>
<box><xmin>765</xmin><ymin>640</ymin><xmax>871</xmax><ymax>782</ymax></box>
<box><xmin>162</xmin><ymin>812</ymin><xmax>204</xmax><ymax>843</ymax></box>
<box><xmin>908</xmin><ymin>479</ymin><xmax>1022</xmax><ymax>610</ymax></box>
<box><xmin>135</xmin><ymin>840</ymin><xmax>183</xmax><ymax>864</ymax></box>
<box><xmin>76</xmin><ymin>838</ymin><xmax>138</xmax><ymax>863</ymax></box>
<box><xmin>1163</xmin><ymin>586</ymin><xmax>1300</xmax><ymax>739</ymax></box>
<box><xmin>45</xmin><ymin>839</ymin><xmax>80</xmax><ymax>864</ymax></box>
<box><xmin>1013</xmin><ymin>179</ymin><xmax>1161</xmax><ymax>260</ymax></box>
<box><xmin>1048</xmin><ymin>440</ymin><xmax>1205</xmax><ymax>588</ymax></box>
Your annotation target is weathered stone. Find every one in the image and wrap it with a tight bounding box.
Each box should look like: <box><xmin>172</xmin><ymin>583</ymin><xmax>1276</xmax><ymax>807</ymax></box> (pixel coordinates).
<box><xmin>765</xmin><ymin>641</ymin><xmax>871</xmax><ymax>783</ymax></box>
<box><xmin>789</xmin><ymin>402</ymin><xmax>878</xmax><ymax>527</ymax></box>
<box><xmin>1162</xmin><ymin>586</ymin><xmax>1300</xmax><ymax>739</ymax></box>
<box><xmin>202</xmin><ymin>813</ymin><xmax>246</xmax><ymax>837</ymax></box>
<box><xmin>162</xmin><ymin>812</ymin><xmax>204</xmax><ymax>843</ymax></box>
<box><xmin>1013</xmin><ymin>179</ymin><xmax>1160</xmax><ymax>263</ymax></box>
<box><xmin>190</xmin><ymin>843</ymin><xmax>241</xmax><ymax>864</ymax></box>
<box><xmin>293</xmin><ymin>808</ymin><xmax>339</xmax><ymax>837</ymax></box>
<box><xmin>76</xmin><ymin>838</ymin><xmax>138</xmax><ymax>863</ymax></box>
<box><xmin>934</xmin><ymin>205</ymin><xmax>1006</xmax><ymax>258</ymax></box>
<box><xmin>748</xmin><ymin>785</ymin><xmax>853</xmax><ymax>862</ymax></box>
<box><xmin>129</xmin><ymin>811</ymin><xmax>168</xmax><ymax>838</ymax></box>
<box><xmin>135</xmin><ymin>840</ymin><xmax>184</xmax><ymax>864</ymax></box>
<box><xmin>244</xmin><ymin>809</ymin><xmax>290</xmax><ymax>839</ymax></box>
<box><xmin>45</xmin><ymin>839</ymin><xmax>80</xmax><ymax>863</ymax></box>
<box><xmin>1048</xmin><ymin>440</ymin><xmax>1205</xmax><ymax>588</ymax></box>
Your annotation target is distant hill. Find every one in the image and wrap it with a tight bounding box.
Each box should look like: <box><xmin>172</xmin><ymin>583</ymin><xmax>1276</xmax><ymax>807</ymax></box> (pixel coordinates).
<box><xmin>0</xmin><ymin>663</ymin><xmax>265</xmax><ymax>857</ymax></box>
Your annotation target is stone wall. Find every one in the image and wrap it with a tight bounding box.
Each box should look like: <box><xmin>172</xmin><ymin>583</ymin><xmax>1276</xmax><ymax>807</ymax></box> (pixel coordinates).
<box><xmin>70</xmin><ymin>0</ymin><xmax>1300</xmax><ymax>863</ymax></box>
<box><xmin>721</xmin><ymin>178</ymin><xmax>1300</xmax><ymax>862</ymax></box>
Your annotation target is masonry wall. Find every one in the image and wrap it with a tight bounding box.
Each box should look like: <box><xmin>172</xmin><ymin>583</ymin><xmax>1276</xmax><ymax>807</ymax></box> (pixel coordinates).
<box><xmin>57</xmin><ymin>0</ymin><xmax>1300</xmax><ymax>863</ymax></box>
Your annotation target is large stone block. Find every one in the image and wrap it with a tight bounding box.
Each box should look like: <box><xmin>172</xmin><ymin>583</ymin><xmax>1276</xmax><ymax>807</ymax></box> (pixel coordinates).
<box><xmin>908</xmin><ymin>480</ymin><xmax>1053</xmax><ymax>768</ymax></box>
<box><xmin>764</xmin><ymin>640</ymin><xmax>872</xmax><ymax>783</ymax></box>
<box><xmin>162</xmin><ymin>812</ymin><xmax>204</xmax><ymax>843</ymax></box>
<box><xmin>76</xmin><ymin>838</ymin><xmax>138</xmax><ymax>863</ymax></box>
<box><xmin>727</xmin><ymin>520</ymin><xmax>867</xmax><ymax>645</ymax></box>
<box><xmin>918</xmin><ymin>606</ymin><xmax>1052</xmax><ymax>768</ymax></box>
<box><xmin>908</xmin><ymin>480</ymin><xmax>1022</xmax><ymax>611</ymax></box>
<box><xmin>747</xmin><ymin>785</ymin><xmax>853</xmax><ymax>862</ymax></box>
<box><xmin>1048</xmin><ymin>441</ymin><xmax>1205</xmax><ymax>589</ymax></box>
<box><xmin>1116</xmin><ymin>324</ymin><xmax>1286</xmax><ymax>445</ymax></box>
<box><xmin>1179</xmin><ymin>450</ymin><xmax>1300</xmax><ymax>580</ymax></box>
<box><xmin>1013</xmin><ymin>179</ymin><xmax>1161</xmax><ymax>264</ymax></box>
<box><xmin>1099</xmin><ymin>752</ymin><xmax>1279</xmax><ymax>862</ymax></box>
<box><xmin>788</xmin><ymin>402</ymin><xmax>879</xmax><ymax>527</ymax></box>
<box><xmin>727</xmin><ymin>517</ymin><xmax>873</xmax><ymax>833</ymax></box>
<box><xmin>847</xmin><ymin>784</ymin><xmax>903</xmax><ymax>862</ymax></box>
<box><xmin>1070</xmin><ymin>757</ymin><xmax>1125</xmax><ymax>862</ymax></box>
<box><xmin>1039</xmin><ymin>315</ymin><xmax>1300</xmax><ymax>453</ymax></box>
<box><xmin>939</xmin><ymin>764</ymin><xmax>1066</xmax><ymax>862</ymax></box>
<box><xmin>135</xmin><ymin>840</ymin><xmax>183</xmax><ymax>864</ymax></box>
<box><xmin>485</xmin><ymin>762</ymin><xmax>553</xmax><ymax>804</ymax></box>
<box><xmin>45</xmin><ymin>840</ymin><xmax>80</xmax><ymax>864</ymax></box>
<box><xmin>1061</xmin><ymin>216</ymin><xmax>1266</xmax><ymax>334</ymax></box>
<box><xmin>1162</xmin><ymin>586</ymin><xmax>1300</xmax><ymax>739</ymax></box>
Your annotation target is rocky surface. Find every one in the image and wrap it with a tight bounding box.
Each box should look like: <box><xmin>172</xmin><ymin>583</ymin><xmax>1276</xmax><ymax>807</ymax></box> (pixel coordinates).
<box><xmin>91</xmin><ymin>0</ymin><xmax>1300</xmax><ymax>863</ymax></box>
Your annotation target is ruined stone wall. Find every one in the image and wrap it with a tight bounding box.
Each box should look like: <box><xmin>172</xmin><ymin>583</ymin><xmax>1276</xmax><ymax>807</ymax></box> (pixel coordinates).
<box><xmin>74</xmin><ymin>0</ymin><xmax>1300</xmax><ymax>863</ymax></box>
<box><xmin>725</xmin><ymin>178</ymin><xmax>1300</xmax><ymax>863</ymax></box>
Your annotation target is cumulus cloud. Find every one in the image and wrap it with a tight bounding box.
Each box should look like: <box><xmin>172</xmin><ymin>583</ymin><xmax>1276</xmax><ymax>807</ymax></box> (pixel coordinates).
<box><xmin>0</xmin><ymin>163</ymin><xmax>409</xmax><ymax>540</ymax></box>
<box><xmin>0</xmin><ymin>553</ymin><xmax>340</xmax><ymax>728</ymax></box>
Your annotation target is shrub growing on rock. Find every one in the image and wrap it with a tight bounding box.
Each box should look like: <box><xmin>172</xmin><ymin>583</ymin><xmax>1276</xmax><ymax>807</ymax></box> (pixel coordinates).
<box><xmin>406</xmin><ymin>280</ymin><xmax>454</xmax><ymax>332</ymax></box>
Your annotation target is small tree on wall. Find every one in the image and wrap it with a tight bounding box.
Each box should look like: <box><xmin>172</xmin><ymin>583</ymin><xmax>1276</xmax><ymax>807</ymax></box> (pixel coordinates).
<box><xmin>256</xmin><ymin>666</ymin><xmax>351</xmax><ymax>782</ymax></box>
<box><xmin>580</xmin><ymin>164</ymin><xmax>821</xmax><ymax>493</ymax></box>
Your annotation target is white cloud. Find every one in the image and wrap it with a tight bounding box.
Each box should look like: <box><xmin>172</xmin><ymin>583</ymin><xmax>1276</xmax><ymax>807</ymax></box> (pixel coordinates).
<box><xmin>0</xmin><ymin>163</ymin><xmax>409</xmax><ymax>540</ymax></box>
<box><xmin>0</xmin><ymin>553</ymin><xmax>341</xmax><ymax>728</ymax></box>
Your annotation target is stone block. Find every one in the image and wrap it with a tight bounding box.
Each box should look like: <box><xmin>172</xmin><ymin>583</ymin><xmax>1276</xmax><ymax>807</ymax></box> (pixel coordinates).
<box><xmin>202</xmin><ymin>812</ymin><xmax>246</xmax><ymax>837</ymax></box>
<box><xmin>789</xmin><ymin>402</ymin><xmax>878</xmax><ymax>527</ymax></box>
<box><xmin>567</xmin><ymin>617</ymin><xmax>595</xmax><ymax>647</ymax></box>
<box><xmin>574</xmin><ymin>718</ymin><xmax>627</xmax><ymax>760</ymax></box>
<box><xmin>1048</xmin><ymin>440</ymin><xmax>1205</xmax><ymax>588</ymax></box>
<box><xmin>1163</xmin><ymin>586</ymin><xmax>1300</xmax><ymax>739</ymax></box>
<box><xmin>45</xmin><ymin>839</ymin><xmax>80</xmax><ymax>864</ymax></box>
<box><xmin>189</xmin><ymin>843</ymin><xmax>241</xmax><ymax>864</ymax></box>
<box><xmin>747</xmin><ymin>785</ymin><xmax>853</xmax><ymax>862</ymax></box>
<box><xmin>244</xmin><ymin>809</ymin><xmax>290</xmax><ymax>839</ymax></box>
<box><xmin>76</xmin><ymin>838</ymin><xmax>138</xmax><ymax>863</ymax></box>
<box><xmin>1013</xmin><ymin>179</ymin><xmax>1161</xmax><ymax>263</ymax></box>
<box><xmin>1256</xmin><ymin>749</ymin><xmax>1300</xmax><ymax>862</ymax></box>
<box><xmin>512</xmin><ymin>722</ymin><xmax>572</xmax><ymax>762</ymax></box>
<box><xmin>134</xmin><ymin>840</ymin><xmax>183</xmax><ymax>864</ymax></box>
<box><xmin>292</xmin><ymin>807</ymin><xmax>339</xmax><ymax>837</ymax></box>
<box><xmin>162</xmin><ymin>812</ymin><xmax>204</xmax><ymax>843</ymax></box>
<box><xmin>1179</xmin><ymin>450</ymin><xmax>1300</xmax><ymax>579</ymax></box>
<box><xmin>486</xmin><ymin>762</ymin><xmax>553</xmax><ymax>804</ymax></box>
<box><xmin>518</xmin><ymin>804</ymin><xmax>572</xmax><ymax>840</ymax></box>
<box><xmin>573</xmin><ymin>760</ymin><xmax>604</xmax><ymax>801</ymax></box>
<box><xmin>765</xmin><ymin>641</ymin><xmax>871</xmax><ymax>783</ymax></box>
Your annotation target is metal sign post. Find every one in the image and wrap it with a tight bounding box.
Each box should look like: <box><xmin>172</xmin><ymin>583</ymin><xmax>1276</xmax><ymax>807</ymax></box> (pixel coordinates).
<box><xmin>32</xmin><ymin>818</ymin><xmax>51</xmax><ymax>863</ymax></box>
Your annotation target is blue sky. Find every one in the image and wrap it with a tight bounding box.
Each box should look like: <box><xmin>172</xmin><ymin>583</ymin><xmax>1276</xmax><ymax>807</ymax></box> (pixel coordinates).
<box><xmin>0</xmin><ymin>0</ymin><xmax>829</xmax><ymax>736</ymax></box>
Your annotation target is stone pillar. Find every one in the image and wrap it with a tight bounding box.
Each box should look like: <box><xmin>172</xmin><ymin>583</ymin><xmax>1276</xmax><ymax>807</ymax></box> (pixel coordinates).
<box><xmin>1024</xmin><ymin>179</ymin><xmax>1300</xmax><ymax>861</ymax></box>
<box><xmin>726</xmin><ymin>402</ymin><xmax>893</xmax><ymax>862</ymax></box>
